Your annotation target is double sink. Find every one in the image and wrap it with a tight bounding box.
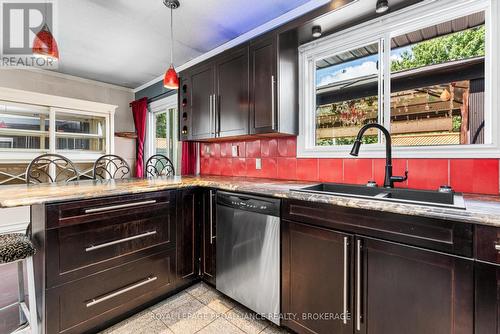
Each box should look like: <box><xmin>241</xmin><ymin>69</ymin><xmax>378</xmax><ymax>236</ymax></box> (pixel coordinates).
<box><xmin>294</xmin><ymin>183</ymin><xmax>466</xmax><ymax>210</ymax></box>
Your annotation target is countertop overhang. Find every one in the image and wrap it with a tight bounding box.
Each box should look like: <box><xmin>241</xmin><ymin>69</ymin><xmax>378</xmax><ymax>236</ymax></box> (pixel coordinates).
<box><xmin>0</xmin><ymin>176</ymin><xmax>499</xmax><ymax>227</ymax></box>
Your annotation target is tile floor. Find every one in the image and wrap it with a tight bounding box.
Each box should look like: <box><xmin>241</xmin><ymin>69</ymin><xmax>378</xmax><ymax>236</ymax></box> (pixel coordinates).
<box><xmin>100</xmin><ymin>282</ymin><xmax>291</xmax><ymax>334</ymax></box>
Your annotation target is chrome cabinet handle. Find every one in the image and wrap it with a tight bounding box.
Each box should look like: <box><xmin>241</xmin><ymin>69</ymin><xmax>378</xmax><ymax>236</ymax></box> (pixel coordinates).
<box><xmin>271</xmin><ymin>75</ymin><xmax>276</xmax><ymax>130</ymax></box>
<box><xmin>495</xmin><ymin>244</ymin><xmax>500</xmax><ymax>251</ymax></box>
<box><xmin>85</xmin><ymin>230</ymin><xmax>157</xmax><ymax>252</ymax></box>
<box><xmin>343</xmin><ymin>236</ymin><xmax>349</xmax><ymax>325</ymax></box>
<box><xmin>209</xmin><ymin>190</ymin><xmax>215</xmax><ymax>244</ymax></box>
<box><xmin>84</xmin><ymin>200</ymin><xmax>157</xmax><ymax>214</ymax></box>
<box><xmin>86</xmin><ymin>276</ymin><xmax>157</xmax><ymax>307</ymax></box>
<box><xmin>209</xmin><ymin>95</ymin><xmax>213</xmax><ymax>135</ymax></box>
<box><xmin>356</xmin><ymin>239</ymin><xmax>362</xmax><ymax>331</ymax></box>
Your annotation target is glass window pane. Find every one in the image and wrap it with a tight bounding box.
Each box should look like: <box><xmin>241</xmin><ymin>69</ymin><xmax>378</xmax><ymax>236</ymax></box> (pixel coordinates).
<box><xmin>155</xmin><ymin>112</ymin><xmax>168</xmax><ymax>155</ymax></box>
<box><xmin>55</xmin><ymin>112</ymin><xmax>106</xmax><ymax>152</ymax></box>
<box><xmin>390</xmin><ymin>12</ymin><xmax>485</xmax><ymax>146</ymax></box>
<box><xmin>315</xmin><ymin>42</ymin><xmax>380</xmax><ymax>146</ymax></box>
<box><xmin>0</xmin><ymin>102</ymin><xmax>49</xmax><ymax>150</ymax></box>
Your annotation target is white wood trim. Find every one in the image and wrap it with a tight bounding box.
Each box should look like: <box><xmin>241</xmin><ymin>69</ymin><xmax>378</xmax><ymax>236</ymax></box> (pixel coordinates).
<box><xmin>133</xmin><ymin>0</ymin><xmax>356</xmax><ymax>92</ymax></box>
<box><xmin>297</xmin><ymin>0</ymin><xmax>499</xmax><ymax>159</ymax></box>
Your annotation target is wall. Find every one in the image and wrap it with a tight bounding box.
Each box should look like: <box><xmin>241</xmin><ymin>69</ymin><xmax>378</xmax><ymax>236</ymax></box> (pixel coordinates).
<box><xmin>0</xmin><ymin>68</ymin><xmax>135</xmax><ymax>132</ymax></box>
<box><xmin>200</xmin><ymin>137</ymin><xmax>500</xmax><ymax>195</ymax></box>
<box><xmin>0</xmin><ymin>68</ymin><xmax>137</xmax><ymax>168</ymax></box>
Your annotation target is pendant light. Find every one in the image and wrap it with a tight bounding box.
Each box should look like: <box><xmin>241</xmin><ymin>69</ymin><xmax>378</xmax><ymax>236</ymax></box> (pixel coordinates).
<box><xmin>375</xmin><ymin>0</ymin><xmax>389</xmax><ymax>14</ymax></box>
<box><xmin>32</xmin><ymin>1</ymin><xmax>59</xmax><ymax>61</ymax></box>
<box><xmin>163</xmin><ymin>0</ymin><xmax>180</xmax><ymax>89</ymax></box>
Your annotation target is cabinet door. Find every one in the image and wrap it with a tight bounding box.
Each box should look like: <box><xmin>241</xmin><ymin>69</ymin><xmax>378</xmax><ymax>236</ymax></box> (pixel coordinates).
<box><xmin>282</xmin><ymin>220</ymin><xmax>354</xmax><ymax>334</ymax></box>
<box><xmin>202</xmin><ymin>189</ymin><xmax>216</xmax><ymax>285</ymax></box>
<box><xmin>356</xmin><ymin>237</ymin><xmax>474</xmax><ymax>334</ymax></box>
<box><xmin>475</xmin><ymin>262</ymin><xmax>500</xmax><ymax>334</ymax></box>
<box><xmin>176</xmin><ymin>188</ymin><xmax>201</xmax><ymax>287</ymax></box>
<box><xmin>216</xmin><ymin>48</ymin><xmax>249</xmax><ymax>137</ymax></box>
<box><xmin>190</xmin><ymin>64</ymin><xmax>215</xmax><ymax>140</ymax></box>
<box><xmin>250</xmin><ymin>37</ymin><xmax>277</xmax><ymax>134</ymax></box>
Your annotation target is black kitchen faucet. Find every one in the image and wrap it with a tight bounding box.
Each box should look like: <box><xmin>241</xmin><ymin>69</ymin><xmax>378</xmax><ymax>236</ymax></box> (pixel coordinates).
<box><xmin>350</xmin><ymin>123</ymin><xmax>408</xmax><ymax>188</ymax></box>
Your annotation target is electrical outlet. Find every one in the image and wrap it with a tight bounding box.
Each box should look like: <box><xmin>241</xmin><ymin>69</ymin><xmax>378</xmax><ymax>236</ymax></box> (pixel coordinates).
<box><xmin>255</xmin><ymin>158</ymin><xmax>262</xmax><ymax>170</ymax></box>
<box><xmin>231</xmin><ymin>145</ymin><xmax>239</xmax><ymax>157</ymax></box>
<box><xmin>205</xmin><ymin>145</ymin><xmax>210</xmax><ymax>154</ymax></box>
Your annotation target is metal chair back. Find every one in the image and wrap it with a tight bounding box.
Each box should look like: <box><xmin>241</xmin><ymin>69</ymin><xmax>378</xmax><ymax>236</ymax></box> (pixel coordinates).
<box><xmin>93</xmin><ymin>154</ymin><xmax>131</xmax><ymax>180</ymax></box>
<box><xmin>26</xmin><ymin>154</ymin><xmax>79</xmax><ymax>184</ymax></box>
<box><xmin>145</xmin><ymin>154</ymin><xmax>175</xmax><ymax>178</ymax></box>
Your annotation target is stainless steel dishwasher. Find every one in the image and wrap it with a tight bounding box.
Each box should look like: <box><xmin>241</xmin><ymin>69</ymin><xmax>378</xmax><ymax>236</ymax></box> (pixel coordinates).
<box><xmin>216</xmin><ymin>191</ymin><xmax>281</xmax><ymax>325</ymax></box>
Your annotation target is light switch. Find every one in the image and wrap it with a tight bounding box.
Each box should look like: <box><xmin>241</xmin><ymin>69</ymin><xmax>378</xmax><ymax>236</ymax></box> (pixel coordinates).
<box><xmin>255</xmin><ymin>158</ymin><xmax>262</xmax><ymax>170</ymax></box>
<box><xmin>231</xmin><ymin>145</ymin><xmax>239</xmax><ymax>157</ymax></box>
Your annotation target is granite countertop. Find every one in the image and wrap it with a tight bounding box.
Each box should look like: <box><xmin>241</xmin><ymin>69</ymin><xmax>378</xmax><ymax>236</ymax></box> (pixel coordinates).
<box><xmin>0</xmin><ymin>175</ymin><xmax>499</xmax><ymax>227</ymax></box>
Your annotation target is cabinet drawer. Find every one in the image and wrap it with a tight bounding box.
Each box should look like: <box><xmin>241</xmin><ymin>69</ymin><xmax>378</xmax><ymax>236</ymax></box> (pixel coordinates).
<box><xmin>475</xmin><ymin>225</ymin><xmax>500</xmax><ymax>264</ymax></box>
<box><xmin>46</xmin><ymin>191</ymin><xmax>173</xmax><ymax>228</ymax></box>
<box><xmin>46</xmin><ymin>194</ymin><xmax>176</xmax><ymax>287</ymax></box>
<box><xmin>46</xmin><ymin>250</ymin><xmax>176</xmax><ymax>334</ymax></box>
<box><xmin>283</xmin><ymin>199</ymin><xmax>473</xmax><ymax>257</ymax></box>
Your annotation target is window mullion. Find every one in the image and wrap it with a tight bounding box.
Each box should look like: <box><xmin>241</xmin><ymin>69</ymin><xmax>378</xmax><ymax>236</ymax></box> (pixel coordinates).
<box><xmin>382</xmin><ymin>33</ymin><xmax>391</xmax><ymax>136</ymax></box>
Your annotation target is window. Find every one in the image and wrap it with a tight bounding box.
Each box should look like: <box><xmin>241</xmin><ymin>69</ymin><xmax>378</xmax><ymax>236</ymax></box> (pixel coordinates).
<box><xmin>55</xmin><ymin>112</ymin><xmax>106</xmax><ymax>152</ymax></box>
<box><xmin>299</xmin><ymin>0</ymin><xmax>497</xmax><ymax>158</ymax></box>
<box><xmin>0</xmin><ymin>102</ymin><xmax>49</xmax><ymax>150</ymax></box>
<box><xmin>147</xmin><ymin>95</ymin><xmax>180</xmax><ymax>175</ymax></box>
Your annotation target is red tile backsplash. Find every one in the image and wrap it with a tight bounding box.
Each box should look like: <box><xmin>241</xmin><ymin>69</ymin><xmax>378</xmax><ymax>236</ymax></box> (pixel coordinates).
<box><xmin>296</xmin><ymin>159</ymin><xmax>319</xmax><ymax>181</ymax></box>
<box><xmin>343</xmin><ymin>159</ymin><xmax>373</xmax><ymax>185</ymax></box>
<box><xmin>199</xmin><ymin>137</ymin><xmax>500</xmax><ymax>195</ymax></box>
<box><xmin>407</xmin><ymin>159</ymin><xmax>449</xmax><ymax>191</ymax></box>
<box><xmin>450</xmin><ymin>159</ymin><xmax>499</xmax><ymax>195</ymax></box>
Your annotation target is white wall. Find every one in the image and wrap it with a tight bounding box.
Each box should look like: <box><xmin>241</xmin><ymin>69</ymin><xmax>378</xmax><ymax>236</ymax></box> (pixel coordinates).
<box><xmin>0</xmin><ymin>68</ymin><xmax>135</xmax><ymax>132</ymax></box>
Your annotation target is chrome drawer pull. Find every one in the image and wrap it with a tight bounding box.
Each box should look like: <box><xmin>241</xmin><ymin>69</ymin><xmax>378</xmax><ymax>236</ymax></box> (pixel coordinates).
<box><xmin>495</xmin><ymin>244</ymin><xmax>500</xmax><ymax>251</ymax></box>
<box><xmin>85</xmin><ymin>230</ymin><xmax>157</xmax><ymax>252</ymax></box>
<box><xmin>84</xmin><ymin>200</ymin><xmax>158</xmax><ymax>214</ymax></box>
<box><xmin>86</xmin><ymin>276</ymin><xmax>157</xmax><ymax>307</ymax></box>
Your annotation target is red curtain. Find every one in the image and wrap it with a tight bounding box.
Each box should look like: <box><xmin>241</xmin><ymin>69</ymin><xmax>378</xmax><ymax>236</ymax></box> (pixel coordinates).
<box><xmin>181</xmin><ymin>142</ymin><xmax>197</xmax><ymax>175</ymax></box>
<box><xmin>131</xmin><ymin>97</ymin><xmax>148</xmax><ymax>178</ymax></box>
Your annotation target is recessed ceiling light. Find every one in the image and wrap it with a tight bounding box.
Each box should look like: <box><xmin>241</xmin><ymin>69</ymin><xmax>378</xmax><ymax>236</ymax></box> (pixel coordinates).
<box><xmin>376</xmin><ymin>0</ymin><xmax>389</xmax><ymax>14</ymax></box>
<box><xmin>312</xmin><ymin>26</ymin><xmax>322</xmax><ymax>38</ymax></box>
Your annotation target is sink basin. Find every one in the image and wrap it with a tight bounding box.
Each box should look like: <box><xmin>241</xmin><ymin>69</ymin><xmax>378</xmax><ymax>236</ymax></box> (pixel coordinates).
<box><xmin>294</xmin><ymin>183</ymin><xmax>466</xmax><ymax>209</ymax></box>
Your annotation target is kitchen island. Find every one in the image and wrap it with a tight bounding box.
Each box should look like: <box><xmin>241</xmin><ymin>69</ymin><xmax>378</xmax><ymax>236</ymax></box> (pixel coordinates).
<box><xmin>0</xmin><ymin>176</ymin><xmax>498</xmax><ymax>334</ymax></box>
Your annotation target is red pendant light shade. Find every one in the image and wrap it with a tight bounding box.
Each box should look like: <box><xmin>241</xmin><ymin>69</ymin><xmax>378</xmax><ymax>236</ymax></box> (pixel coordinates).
<box><xmin>164</xmin><ymin>64</ymin><xmax>179</xmax><ymax>89</ymax></box>
<box><xmin>32</xmin><ymin>24</ymin><xmax>59</xmax><ymax>61</ymax></box>
<box><xmin>163</xmin><ymin>0</ymin><xmax>180</xmax><ymax>89</ymax></box>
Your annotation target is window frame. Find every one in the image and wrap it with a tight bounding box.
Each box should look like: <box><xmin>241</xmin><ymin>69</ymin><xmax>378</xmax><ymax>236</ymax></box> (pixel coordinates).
<box><xmin>298</xmin><ymin>0</ymin><xmax>498</xmax><ymax>158</ymax></box>
<box><xmin>0</xmin><ymin>87</ymin><xmax>116</xmax><ymax>163</ymax></box>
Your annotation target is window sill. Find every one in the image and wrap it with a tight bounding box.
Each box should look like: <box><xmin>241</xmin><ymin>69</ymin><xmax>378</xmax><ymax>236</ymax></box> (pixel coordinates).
<box><xmin>297</xmin><ymin>143</ymin><xmax>500</xmax><ymax>159</ymax></box>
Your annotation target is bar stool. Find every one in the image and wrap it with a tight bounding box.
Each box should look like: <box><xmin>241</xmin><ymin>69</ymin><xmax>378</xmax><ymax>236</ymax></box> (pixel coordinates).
<box><xmin>145</xmin><ymin>154</ymin><xmax>175</xmax><ymax>177</ymax></box>
<box><xmin>93</xmin><ymin>154</ymin><xmax>131</xmax><ymax>180</ymax></box>
<box><xmin>0</xmin><ymin>233</ymin><xmax>38</xmax><ymax>334</ymax></box>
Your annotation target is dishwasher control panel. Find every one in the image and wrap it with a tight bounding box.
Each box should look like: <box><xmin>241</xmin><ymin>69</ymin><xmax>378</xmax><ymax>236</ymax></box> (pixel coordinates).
<box><xmin>217</xmin><ymin>191</ymin><xmax>281</xmax><ymax>217</ymax></box>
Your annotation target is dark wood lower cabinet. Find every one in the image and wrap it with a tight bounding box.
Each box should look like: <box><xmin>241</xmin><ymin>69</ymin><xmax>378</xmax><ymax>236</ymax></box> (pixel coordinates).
<box><xmin>282</xmin><ymin>220</ymin><xmax>353</xmax><ymax>334</ymax></box>
<box><xmin>282</xmin><ymin>220</ymin><xmax>475</xmax><ymax>334</ymax></box>
<box><xmin>475</xmin><ymin>261</ymin><xmax>500</xmax><ymax>334</ymax></box>
<box><xmin>46</xmin><ymin>250</ymin><xmax>176</xmax><ymax>334</ymax></box>
<box><xmin>201</xmin><ymin>189</ymin><xmax>216</xmax><ymax>285</ymax></box>
<box><xmin>358</xmin><ymin>237</ymin><xmax>474</xmax><ymax>334</ymax></box>
<box><xmin>176</xmin><ymin>188</ymin><xmax>202</xmax><ymax>287</ymax></box>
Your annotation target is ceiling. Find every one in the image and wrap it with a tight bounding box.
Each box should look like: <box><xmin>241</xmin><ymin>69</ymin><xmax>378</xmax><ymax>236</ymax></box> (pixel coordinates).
<box><xmin>51</xmin><ymin>0</ymin><xmax>322</xmax><ymax>89</ymax></box>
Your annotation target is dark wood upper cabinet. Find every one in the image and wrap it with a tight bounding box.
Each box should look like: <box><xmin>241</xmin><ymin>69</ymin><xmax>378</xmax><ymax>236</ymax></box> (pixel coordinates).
<box><xmin>282</xmin><ymin>220</ymin><xmax>354</xmax><ymax>334</ymax></box>
<box><xmin>180</xmin><ymin>29</ymin><xmax>298</xmax><ymax>141</ymax></box>
<box><xmin>190</xmin><ymin>63</ymin><xmax>215</xmax><ymax>140</ymax></box>
<box><xmin>216</xmin><ymin>47</ymin><xmax>250</xmax><ymax>138</ymax></box>
<box><xmin>357</xmin><ymin>237</ymin><xmax>474</xmax><ymax>334</ymax></box>
<box><xmin>250</xmin><ymin>29</ymin><xmax>299</xmax><ymax>135</ymax></box>
<box><xmin>250</xmin><ymin>36</ymin><xmax>277</xmax><ymax>133</ymax></box>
